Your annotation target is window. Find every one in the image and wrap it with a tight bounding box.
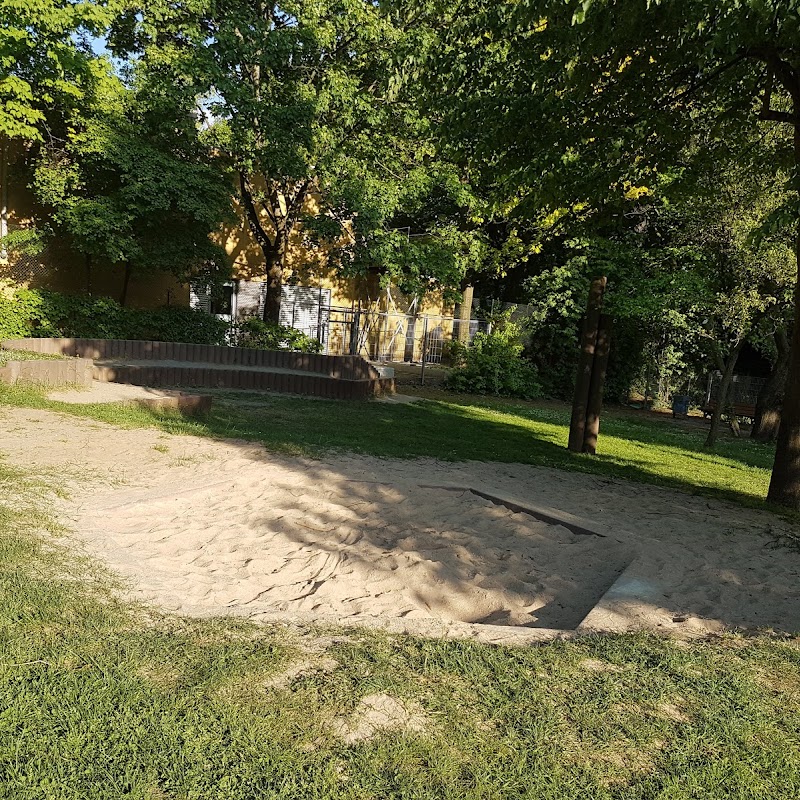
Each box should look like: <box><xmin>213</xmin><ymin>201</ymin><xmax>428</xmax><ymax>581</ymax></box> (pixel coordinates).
<box><xmin>209</xmin><ymin>284</ymin><xmax>234</xmax><ymax>316</ymax></box>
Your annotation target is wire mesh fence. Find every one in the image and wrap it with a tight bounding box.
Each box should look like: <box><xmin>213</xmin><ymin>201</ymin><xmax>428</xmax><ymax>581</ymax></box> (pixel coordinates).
<box><xmin>288</xmin><ymin>307</ymin><xmax>490</xmax><ymax>364</ymax></box>
<box><xmin>704</xmin><ymin>372</ymin><xmax>766</xmax><ymax>418</ymax></box>
<box><xmin>224</xmin><ymin>307</ymin><xmax>490</xmax><ymax>369</ymax></box>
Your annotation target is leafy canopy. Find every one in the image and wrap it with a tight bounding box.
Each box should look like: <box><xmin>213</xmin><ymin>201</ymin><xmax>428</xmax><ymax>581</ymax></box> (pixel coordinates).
<box><xmin>31</xmin><ymin>57</ymin><xmax>231</xmax><ymax>282</ymax></box>
<box><xmin>0</xmin><ymin>0</ymin><xmax>107</xmax><ymax>141</ymax></box>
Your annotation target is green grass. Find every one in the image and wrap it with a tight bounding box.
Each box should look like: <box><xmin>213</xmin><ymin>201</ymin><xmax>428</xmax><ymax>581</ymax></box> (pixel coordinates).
<box><xmin>2</xmin><ymin>457</ymin><xmax>800</xmax><ymax>798</ymax></box>
<box><xmin>0</xmin><ymin>383</ymin><xmax>777</xmax><ymax>509</ymax></box>
<box><xmin>0</xmin><ymin>349</ymin><xmax>66</xmax><ymax>366</ymax></box>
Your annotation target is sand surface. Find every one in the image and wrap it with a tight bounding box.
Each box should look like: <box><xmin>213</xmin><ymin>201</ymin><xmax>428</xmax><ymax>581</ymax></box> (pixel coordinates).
<box><xmin>2</xmin><ymin>405</ymin><xmax>800</xmax><ymax>643</ymax></box>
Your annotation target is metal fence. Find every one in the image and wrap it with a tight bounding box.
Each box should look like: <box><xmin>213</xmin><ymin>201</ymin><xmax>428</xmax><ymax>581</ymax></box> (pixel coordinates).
<box><xmin>232</xmin><ymin>305</ymin><xmax>490</xmax><ymax>364</ymax></box>
<box><xmin>704</xmin><ymin>372</ymin><xmax>766</xmax><ymax>414</ymax></box>
<box><xmin>314</xmin><ymin>308</ymin><xmax>489</xmax><ymax>363</ymax></box>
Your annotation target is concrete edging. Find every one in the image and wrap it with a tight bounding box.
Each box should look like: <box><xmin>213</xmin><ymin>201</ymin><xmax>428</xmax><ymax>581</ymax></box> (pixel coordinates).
<box><xmin>416</xmin><ymin>483</ymin><xmax>609</xmax><ymax>537</ymax></box>
<box><xmin>0</xmin><ymin>357</ymin><xmax>93</xmax><ymax>388</ymax></box>
<box><xmin>3</xmin><ymin>338</ymin><xmax>394</xmax><ymax>399</ymax></box>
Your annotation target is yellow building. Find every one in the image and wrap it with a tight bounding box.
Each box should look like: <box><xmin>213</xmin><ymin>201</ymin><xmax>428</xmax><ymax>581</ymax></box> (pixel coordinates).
<box><xmin>1</xmin><ymin>142</ymin><xmax>459</xmax><ymax>360</ymax></box>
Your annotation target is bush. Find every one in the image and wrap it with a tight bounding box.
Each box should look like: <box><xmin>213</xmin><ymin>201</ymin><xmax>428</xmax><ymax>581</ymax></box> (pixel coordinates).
<box><xmin>445</xmin><ymin>325</ymin><xmax>542</xmax><ymax>398</ymax></box>
<box><xmin>133</xmin><ymin>306</ymin><xmax>230</xmax><ymax>345</ymax></box>
<box><xmin>0</xmin><ymin>287</ymin><xmax>229</xmax><ymax>345</ymax></box>
<box><xmin>234</xmin><ymin>316</ymin><xmax>323</xmax><ymax>353</ymax></box>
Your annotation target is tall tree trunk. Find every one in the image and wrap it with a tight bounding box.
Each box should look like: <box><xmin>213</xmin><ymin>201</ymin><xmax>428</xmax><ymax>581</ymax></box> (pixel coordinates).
<box><xmin>262</xmin><ymin>232</ymin><xmax>286</xmax><ymax>325</ymax></box>
<box><xmin>764</xmin><ymin>55</ymin><xmax>800</xmax><ymax>507</ymax></box>
<box><xmin>768</xmin><ymin>218</ymin><xmax>800</xmax><ymax>505</ymax></box>
<box><xmin>237</xmin><ymin>172</ymin><xmax>301</xmax><ymax>327</ymax></box>
<box><xmin>767</xmin><ymin>107</ymin><xmax>800</xmax><ymax>504</ymax></box>
<box><xmin>752</xmin><ymin>328</ymin><xmax>790</xmax><ymax>442</ymax></box>
<box><xmin>583</xmin><ymin>314</ymin><xmax>612</xmax><ymax>455</ymax></box>
<box><xmin>568</xmin><ymin>276</ymin><xmax>606</xmax><ymax>452</ymax></box>
<box><xmin>705</xmin><ymin>340</ymin><xmax>744</xmax><ymax>450</ymax></box>
<box><xmin>119</xmin><ymin>262</ymin><xmax>132</xmax><ymax>307</ymax></box>
<box><xmin>85</xmin><ymin>253</ymin><xmax>92</xmax><ymax>296</ymax></box>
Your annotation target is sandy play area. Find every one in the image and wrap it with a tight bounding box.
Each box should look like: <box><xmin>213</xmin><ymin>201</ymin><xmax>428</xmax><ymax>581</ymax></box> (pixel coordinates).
<box><xmin>3</xmin><ymin>405</ymin><xmax>800</xmax><ymax>643</ymax></box>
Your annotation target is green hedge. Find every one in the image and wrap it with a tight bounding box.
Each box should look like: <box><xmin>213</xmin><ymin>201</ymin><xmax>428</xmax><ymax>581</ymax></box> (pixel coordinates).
<box><xmin>234</xmin><ymin>317</ymin><xmax>323</xmax><ymax>353</ymax></box>
<box><xmin>446</xmin><ymin>327</ymin><xmax>542</xmax><ymax>399</ymax></box>
<box><xmin>0</xmin><ymin>288</ymin><xmax>229</xmax><ymax>345</ymax></box>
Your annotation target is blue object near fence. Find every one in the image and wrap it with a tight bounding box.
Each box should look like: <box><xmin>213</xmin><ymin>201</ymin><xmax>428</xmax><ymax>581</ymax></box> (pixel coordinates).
<box><xmin>672</xmin><ymin>395</ymin><xmax>691</xmax><ymax>416</ymax></box>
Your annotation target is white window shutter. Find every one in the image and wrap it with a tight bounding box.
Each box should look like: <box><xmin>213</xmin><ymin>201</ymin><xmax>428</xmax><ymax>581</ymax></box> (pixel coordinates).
<box><xmin>190</xmin><ymin>283</ymin><xmax>211</xmax><ymax>313</ymax></box>
<box><xmin>237</xmin><ymin>280</ymin><xmax>267</xmax><ymax>318</ymax></box>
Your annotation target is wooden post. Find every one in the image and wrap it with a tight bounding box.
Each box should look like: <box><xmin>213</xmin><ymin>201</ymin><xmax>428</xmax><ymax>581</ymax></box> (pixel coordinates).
<box><xmin>583</xmin><ymin>314</ymin><xmax>612</xmax><ymax>455</ymax></box>
<box><xmin>119</xmin><ymin>262</ymin><xmax>132</xmax><ymax>307</ymax></box>
<box><xmin>420</xmin><ymin>316</ymin><xmax>429</xmax><ymax>385</ymax></box>
<box><xmin>349</xmin><ymin>308</ymin><xmax>360</xmax><ymax>355</ymax></box>
<box><xmin>568</xmin><ymin>277</ymin><xmax>607</xmax><ymax>452</ymax></box>
<box><xmin>458</xmin><ymin>285</ymin><xmax>474</xmax><ymax>344</ymax></box>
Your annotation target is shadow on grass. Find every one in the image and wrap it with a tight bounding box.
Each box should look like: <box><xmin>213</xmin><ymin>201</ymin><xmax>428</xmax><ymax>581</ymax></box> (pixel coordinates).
<box><xmin>0</xmin><ymin>383</ymin><xmax>776</xmax><ymax>510</ymax></box>
<box><xmin>433</xmin><ymin>393</ymin><xmax>777</xmax><ymax>474</ymax></box>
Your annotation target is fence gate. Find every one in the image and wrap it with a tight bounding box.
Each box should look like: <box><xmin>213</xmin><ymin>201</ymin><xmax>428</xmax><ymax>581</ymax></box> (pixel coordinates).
<box><xmin>279</xmin><ymin>285</ymin><xmax>332</xmax><ymax>346</ymax></box>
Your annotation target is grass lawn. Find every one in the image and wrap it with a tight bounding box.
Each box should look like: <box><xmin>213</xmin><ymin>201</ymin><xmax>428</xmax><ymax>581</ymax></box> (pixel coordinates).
<box><xmin>0</xmin><ymin>349</ymin><xmax>66</xmax><ymax>366</ymax></box>
<box><xmin>0</xmin><ymin>382</ymin><xmax>777</xmax><ymax>509</ymax></box>
<box><xmin>2</xmin><ymin>455</ymin><xmax>800</xmax><ymax>799</ymax></box>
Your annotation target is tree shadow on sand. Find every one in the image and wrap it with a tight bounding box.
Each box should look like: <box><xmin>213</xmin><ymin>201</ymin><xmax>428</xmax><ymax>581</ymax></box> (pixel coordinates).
<box><xmin>71</xmin><ymin>413</ymin><xmax>800</xmax><ymax>638</ymax></box>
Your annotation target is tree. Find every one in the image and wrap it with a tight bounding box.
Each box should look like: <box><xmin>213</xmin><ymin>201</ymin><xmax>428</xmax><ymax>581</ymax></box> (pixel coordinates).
<box><xmin>0</xmin><ymin>0</ymin><xmax>105</xmax><ymax>142</ymax></box>
<box><xmin>752</xmin><ymin>326</ymin><xmax>791</xmax><ymax>442</ymax></box>
<box><xmin>116</xmin><ymin>0</ymin><xmax>484</xmax><ymax>322</ymax></box>
<box><xmin>30</xmin><ymin>60</ymin><xmax>231</xmax><ymax>302</ymax></box>
<box><xmin>667</xmin><ymin>212</ymin><xmax>792</xmax><ymax>450</ymax></box>
<box><xmin>424</xmin><ymin>0</ymin><xmax>800</xmax><ymax>505</ymax></box>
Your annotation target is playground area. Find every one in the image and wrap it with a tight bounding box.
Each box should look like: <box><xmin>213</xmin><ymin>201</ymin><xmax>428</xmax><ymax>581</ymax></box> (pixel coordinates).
<box><xmin>5</xmin><ymin>403</ymin><xmax>800</xmax><ymax>642</ymax></box>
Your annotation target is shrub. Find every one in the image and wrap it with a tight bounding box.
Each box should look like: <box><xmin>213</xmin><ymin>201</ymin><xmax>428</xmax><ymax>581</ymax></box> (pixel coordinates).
<box><xmin>234</xmin><ymin>316</ymin><xmax>323</xmax><ymax>353</ymax></box>
<box><xmin>0</xmin><ymin>287</ymin><xmax>229</xmax><ymax>345</ymax></box>
<box><xmin>445</xmin><ymin>325</ymin><xmax>542</xmax><ymax>398</ymax></box>
<box><xmin>132</xmin><ymin>306</ymin><xmax>230</xmax><ymax>345</ymax></box>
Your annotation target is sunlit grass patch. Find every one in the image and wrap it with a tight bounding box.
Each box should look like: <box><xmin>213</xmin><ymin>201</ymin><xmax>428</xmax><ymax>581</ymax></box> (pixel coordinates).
<box><xmin>0</xmin><ymin>381</ymin><xmax>781</xmax><ymax>510</ymax></box>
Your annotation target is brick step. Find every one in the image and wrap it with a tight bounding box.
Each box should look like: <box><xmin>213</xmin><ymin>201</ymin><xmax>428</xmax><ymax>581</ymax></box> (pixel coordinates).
<box><xmin>93</xmin><ymin>362</ymin><xmax>391</xmax><ymax>400</ymax></box>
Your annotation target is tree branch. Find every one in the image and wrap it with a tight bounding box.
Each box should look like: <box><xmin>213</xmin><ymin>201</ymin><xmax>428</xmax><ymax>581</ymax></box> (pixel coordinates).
<box><xmin>749</xmin><ymin>46</ymin><xmax>800</xmax><ymax>120</ymax></box>
<box><xmin>659</xmin><ymin>54</ymin><xmax>748</xmax><ymax>111</ymax></box>
<box><xmin>286</xmin><ymin>179</ymin><xmax>310</xmax><ymax>230</ymax></box>
<box><xmin>239</xmin><ymin>171</ymin><xmax>275</xmax><ymax>251</ymax></box>
<box><xmin>758</xmin><ymin>63</ymin><xmax>799</xmax><ymax>123</ymax></box>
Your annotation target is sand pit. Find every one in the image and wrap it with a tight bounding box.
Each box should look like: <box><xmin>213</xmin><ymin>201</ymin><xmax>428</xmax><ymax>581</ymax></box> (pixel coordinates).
<box><xmin>74</xmin><ymin>478</ymin><xmax>631</xmax><ymax>630</ymax></box>
<box><xmin>3</xmin><ymin>406</ymin><xmax>800</xmax><ymax>643</ymax></box>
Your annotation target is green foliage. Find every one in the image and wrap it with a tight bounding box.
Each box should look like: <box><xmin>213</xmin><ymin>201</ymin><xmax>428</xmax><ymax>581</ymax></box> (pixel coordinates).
<box><xmin>29</xmin><ymin>59</ymin><xmax>232</xmax><ymax>287</ymax></box>
<box><xmin>0</xmin><ymin>288</ymin><xmax>229</xmax><ymax>345</ymax></box>
<box><xmin>113</xmin><ymin>0</ymin><xmax>486</xmax><ymax>315</ymax></box>
<box><xmin>0</xmin><ymin>0</ymin><xmax>106</xmax><ymax>141</ymax></box>
<box><xmin>446</xmin><ymin>321</ymin><xmax>541</xmax><ymax>399</ymax></box>
<box><xmin>234</xmin><ymin>317</ymin><xmax>323</xmax><ymax>353</ymax></box>
<box><xmin>425</xmin><ymin>0</ymin><xmax>799</xmax><ymax>414</ymax></box>
<box><xmin>429</xmin><ymin>1</ymin><xmax>797</xmax><ymax>226</ymax></box>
